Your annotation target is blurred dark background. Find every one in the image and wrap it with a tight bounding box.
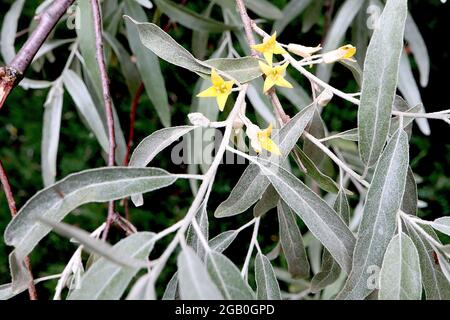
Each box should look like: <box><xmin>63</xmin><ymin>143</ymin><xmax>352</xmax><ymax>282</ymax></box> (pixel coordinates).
<box><xmin>0</xmin><ymin>0</ymin><xmax>448</xmax><ymax>298</ymax></box>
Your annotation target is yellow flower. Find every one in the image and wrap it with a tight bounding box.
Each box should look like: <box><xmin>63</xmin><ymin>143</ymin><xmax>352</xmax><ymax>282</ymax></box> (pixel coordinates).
<box><xmin>251</xmin><ymin>32</ymin><xmax>287</xmax><ymax>66</ymax></box>
<box><xmin>259</xmin><ymin>61</ymin><xmax>293</xmax><ymax>93</ymax></box>
<box><xmin>196</xmin><ymin>69</ymin><xmax>234</xmax><ymax>111</ymax></box>
<box><xmin>246</xmin><ymin>123</ymin><xmax>281</xmax><ymax>156</ymax></box>
<box><xmin>322</xmin><ymin>45</ymin><xmax>357</xmax><ymax>64</ymax></box>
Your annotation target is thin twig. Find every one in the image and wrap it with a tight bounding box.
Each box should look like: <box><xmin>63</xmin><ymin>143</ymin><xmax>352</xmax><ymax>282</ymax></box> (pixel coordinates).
<box><xmin>241</xmin><ymin>217</ymin><xmax>260</xmax><ymax>279</ymax></box>
<box><xmin>122</xmin><ymin>82</ymin><xmax>144</xmax><ymax>221</ymax></box>
<box><xmin>91</xmin><ymin>0</ymin><xmax>116</xmax><ymax>240</ymax></box>
<box><xmin>0</xmin><ymin>160</ymin><xmax>38</xmax><ymax>300</ymax></box>
<box><xmin>124</xmin><ymin>82</ymin><xmax>145</xmax><ymax>166</ymax></box>
<box><xmin>304</xmin><ymin>132</ymin><xmax>370</xmax><ymax>188</ymax></box>
<box><xmin>235</xmin><ymin>0</ymin><xmax>258</xmax><ymax>56</ymax></box>
<box><xmin>0</xmin><ymin>0</ymin><xmax>75</xmax><ymax>109</ymax></box>
<box><xmin>148</xmin><ymin>85</ymin><xmax>249</xmax><ymax>283</ymax></box>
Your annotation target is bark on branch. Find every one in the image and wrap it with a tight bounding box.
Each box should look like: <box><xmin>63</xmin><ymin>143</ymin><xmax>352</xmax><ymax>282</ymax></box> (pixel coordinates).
<box><xmin>0</xmin><ymin>0</ymin><xmax>75</xmax><ymax>109</ymax></box>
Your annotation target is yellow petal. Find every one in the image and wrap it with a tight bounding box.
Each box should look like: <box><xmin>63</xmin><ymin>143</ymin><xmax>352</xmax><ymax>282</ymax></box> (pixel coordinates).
<box><xmin>259</xmin><ymin>136</ymin><xmax>281</xmax><ymax>156</ymax></box>
<box><xmin>197</xmin><ymin>86</ymin><xmax>217</xmax><ymax>98</ymax></box>
<box><xmin>273</xmin><ymin>43</ymin><xmax>287</xmax><ymax>55</ymax></box>
<box><xmin>263</xmin><ymin>75</ymin><xmax>276</xmax><ymax>93</ymax></box>
<box><xmin>258</xmin><ymin>61</ymin><xmax>272</xmax><ymax>76</ymax></box>
<box><xmin>211</xmin><ymin>69</ymin><xmax>224</xmax><ymax>87</ymax></box>
<box><xmin>224</xmin><ymin>80</ymin><xmax>234</xmax><ymax>93</ymax></box>
<box><xmin>270</xmin><ymin>32</ymin><xmax>278</xmax><ymax>42</ymax></box>
<box><xmin>251</xmin><ymin>43</ymin><xmax>266</xmax><ymax>54</ymax></box>
<box><xmin>216</xmin><ymin>93</ymin><xmax>229</xmax><ymax>111</ymax></box>
<box><xmin>261</xmin><ymin>123</ymin><xmax>273</xmax><ymax>137</ymax></box>
<box><xmin>340</xmin><ymin>45</ymin><xmax>356</xmax><ymax>60</ymax></box>
<box><xmin>277</xmin><ymin>62</ymin><xmax>289</xmax><ymax>73</ymax></box>
<box><xmin>263</xmin><ymin>51</ymin><xmax>273</xmax><ymax>66</ymax></box>
<box><xmin>275</xmin><ymin>76</ymin><xmax>293</xmax><ymax>89</ymax></box>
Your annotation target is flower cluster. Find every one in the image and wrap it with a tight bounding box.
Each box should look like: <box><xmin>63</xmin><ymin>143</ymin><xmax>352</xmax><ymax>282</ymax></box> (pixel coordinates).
<box><xmin>195</xmin><ymin>31</ymin><xmax>356</xmax><ymax>155</ymax></box>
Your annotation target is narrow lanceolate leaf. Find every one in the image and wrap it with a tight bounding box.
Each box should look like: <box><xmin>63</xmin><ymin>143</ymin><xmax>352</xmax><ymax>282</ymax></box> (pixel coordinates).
<box><xmin>302</xmin><ymin>0</ymin><xmax>324</xmax><ymax>33</ymax></box>
<box><xmin>316</xmin><ymin>0</ymin><xmax>365</xmax><ymax>83</ymax></box>
<box><xmin>405</xmin><ymin>14</ymin><xmax>430</xmax><ymax>87</ymax></box>
<box><xmin>255</xmin><ymin>253</ymin><xmax>282</xmax><ymax>300</ymax></box>
<box><xmin>124</xmin><ymin>16</ymin><xmax>208</xmax><ymax>73</ymax></box>
<box><xmin>177</xmin><ymin>246</ymin><xmax>223</xmax><ymax>300</ymax></box>
<box><xmin>294</xmin><ymin>146</ymin><xmax>340</xmax><ymax>194</ymax></box>
<box><xmin>41</xmin><ymin>80</ymin><xmax>64</xmax><ymax>187</ymax></box>
<box><xmin>153</xmin><ymin>0</ymin><xmax>237</xmax><ymax>33</ymax></box>
<box><xmin>405</xmin><ymin>224</ymin><xmax>450</xmax><ymax>300</ymax></box>
<box><xmin>124</xmin><ymin>1</ymin><xmax>171</xmax><ymax>127</ymax></box>
<box><xmin>0</xmin><ymin>0</ymin><xmax>25</xmax><ymax>63</ymax></box>
<box><xmin>4</xmin><ymin>167</ymin><xmax>177</xmax><ymax>259</ymax></box>
<box><xmin>77</xmin><ymin>0</ymin><xmax>128</xmax><ymax>163</ymax></box>
<box><xmin>431</xmin><ymin>217</ymin><xmax>450</xmax><ymax>236</ymax></box>
<box><xmin>206</xmin><ymin>251</ymin><xmax>255</xmax><ymax>300</ymax></box>
<box><xmin>245</xmin><ymin>0</ymin><xmax>283</xmax><ymax>20</ymax></box>
<box><xmin>68</xmin><ymin>232</ymin><xmax>155</xmax><ymax>300</ymax></box>
<box><xmin>123</xmin><ymin>17</ymin><xmax>262</xmax><ymax>83</ymax></box>
<box><xmin>209</xmin><ymin>231</ymin><xmax>238</xmax><ymax>253</ymax></box>
<box><xmin>303</xmin><ymin>109</ymin><xmax>326</xmax><ymax>165</ymax></box>
<box><xmin>162</xmin><ymin>272</ymin><xmax>179</xmax><ymax>300</ymax></box>
<box><xmin>254</xmin><ymin>185</ymin><xmax>279</xmax><ymax>217</ymax></box>
<box><xmin>38</xmin><ymin>218</ymin><xmax>145</xmax><ymax>268</ymax></box>
<box><xmin>379</xmin><ymin>233</ymin><xmax>422</xmax><ymax>300</ymax></box>
<box><xmin>214</xmin><ymin>105</ymin><xmax>315</xmax><ymax>218</ymax></box>
<box><xmin>62</xmin><ymin>70</ymin><xmax>110</xmax><ymax>153</ymax></box>
<box><xmin>0</xmin><ymin>283</ymin><xmax>15</xmax><ymax>300</ymax></box>
<box><xmin>126</xmin><ymin>273</ymin><xmax>156</xmax><ymax>300</ymax></box>
<box><xmin>401</xmin><ymin>167</ymin><xmax>418</xmax><ymax>216</ymax></box>
<box><xmin>134</xmin><ymin>0</ymin><xmax>153</xmax><ymax>9</ymax></box>
<box><xmin>358</xmin><ymin>0</ymin><xmax>408</xmax><ymax>167</ymax></box>
<box><xmin>398</xmin><ymin>52</ymin><xmax>430</xmax><ymax>136</ymax></box>
<box><xmin>311</xmin><ymin>189</ymin><xmax>350</xmax><ymax>293</ymax></box>
<box><xmin>204</xmin><ymin>57</ymin><xmax>263</xmax><ymax>83</ymax></box>
<box><xmin>186</xmin><ymin>202</ymin><xmax>209</xmax><ymax>261</ymax></box>
<box><xmin>129</xmin><ymin>126</ymin><xmax>196</xmax><ymax>206</ymax></box>
<box><xmin>272</xmin><ymin>0</ymin><xmax>312</xmax><ymax>34</ymax></box>
<box><xmin>257</xmin><ymin>161</ymin><xmax>355</xmax><ymax>273</ymax></box>
<box><xmin>337</xmin><ymin>130</ymin><xmax>409</xmax><ymax>300</ymax></box>
<box><xmin>191</xmin><ymin>3</ymin><xmax>213</xmax><ymax>60</ymax></box>
<box><xmin>103</xmin><ymin>32</ymin><xmax>141</xmax><ymax>95</ymax></box>
<box><xmin>277</xmin><ymin>200</ymin><xmax>310</xmax><ymax>279</ymax></box>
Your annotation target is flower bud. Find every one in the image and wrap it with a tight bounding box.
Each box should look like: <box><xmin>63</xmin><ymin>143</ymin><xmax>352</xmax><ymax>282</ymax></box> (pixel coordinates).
<box><xmin>287</xmin><ymin>43</ymin><xmax>322</xmax><ymax>58</ymax></box>
<box><xmin>188</xmin><ymin>112</ymin><xmax>210</xmax><ymax>127</ymax></box>
<box><xmin>317</xmin><ymin>89</ymin><xmax>334</xmax><ymax>107</ymax></box>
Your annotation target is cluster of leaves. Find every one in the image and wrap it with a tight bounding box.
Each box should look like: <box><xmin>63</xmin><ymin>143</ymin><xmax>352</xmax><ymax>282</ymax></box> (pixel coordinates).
<box><xmin>0</xmin><ymin>0</ymin><xmax>449</xmax><ymax>300</ymax></box>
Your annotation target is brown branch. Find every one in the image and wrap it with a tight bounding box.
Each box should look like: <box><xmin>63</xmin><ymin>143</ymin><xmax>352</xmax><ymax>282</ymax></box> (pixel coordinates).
<box><xmin>91</xmin><ymin>0</ymin><xmax>116</xmax><ymax>240</ymax></box>
<box><xmin>235</xmin><ymin>0</ymin><xmax>290</xmax><ymax>126</ymax></box>
<box><xmin>124</xmin><ymin>82</ymin><xmax>145</xmax><ymax>166</ymax></box>
<box><xmin>122</xmin><ymin>82</ymin><xmax>144</xmax><ymax>222</ymax></box>
<box><xmin>235</xmin><ymin>0</ymin><xmax>258</xmax><ymax>56</ymax></box>
<box><xmin>0</xmin><ymin>160</ymin><xmax>38</xmax><ymax>300</ymax></box>
<box><xmin>0</xmin><ymin>0</ymin><xmax>75</xmax><ymax>109</ymax></box>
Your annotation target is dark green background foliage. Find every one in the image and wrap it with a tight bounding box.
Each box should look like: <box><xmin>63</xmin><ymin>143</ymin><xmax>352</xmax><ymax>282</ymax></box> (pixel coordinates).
<box><xmin>0</xmin><ymin>0</ymin><xmax>448</xmax><ymax>298</ymax></box>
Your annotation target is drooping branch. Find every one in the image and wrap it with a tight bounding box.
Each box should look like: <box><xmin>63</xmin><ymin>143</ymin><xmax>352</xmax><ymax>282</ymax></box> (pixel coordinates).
<box><xmin>0</xmin><ymin>0</ymin><xmax>75</xmax><ymax>109</ymax></box>
<box><xmin>91</xmin><ymin>0</ymin><xmax>117</xmax><ymax>240</ymax></box>
<box><xmin>0</xmin><ymin>160</ymin><xmax>38</xmax><ymax>300</ymax></box>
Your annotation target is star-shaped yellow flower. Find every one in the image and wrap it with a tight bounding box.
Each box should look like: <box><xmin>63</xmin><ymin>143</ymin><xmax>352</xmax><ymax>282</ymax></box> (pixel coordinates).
<box><xmin>251</xmin><ymin>32</ymin><xmax>287</xmax><ymax>66</ymax></box>
<box><xmin>257</xmin><ymin>123</ymin><xmax>281</xmax><ymax>155</ymax></box>
<box><xmin>246</xmin><ymin>123</ymin><xmax>281</xmax><ymax>156</ymax></box>
<box><xmin>196</xmin><ymin>69</ymin><xmax>234</xmax><ymax>111</ymax></box>
<box><xmin>322</xmin><ymin>45</ymin><xmax>357</xmax><ymax>64</ymax></box>
<box><xmin>259</xmin><ymin>61</ymin><xmax>293</xmax><ymax>93</ymax></box>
